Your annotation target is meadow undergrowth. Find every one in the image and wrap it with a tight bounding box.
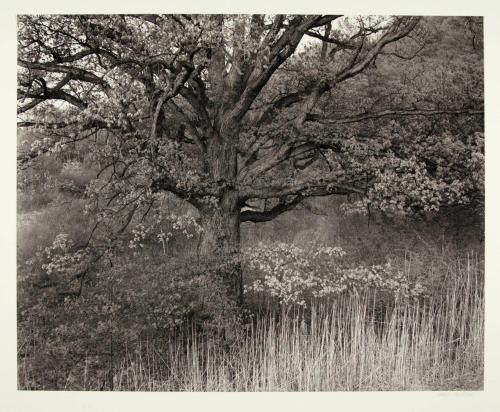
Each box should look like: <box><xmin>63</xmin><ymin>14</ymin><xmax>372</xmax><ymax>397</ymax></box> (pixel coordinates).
<box><xmin>19</xmin><ymin>254</ymin><xmax>483</xmax><ymax>391</ymax></box>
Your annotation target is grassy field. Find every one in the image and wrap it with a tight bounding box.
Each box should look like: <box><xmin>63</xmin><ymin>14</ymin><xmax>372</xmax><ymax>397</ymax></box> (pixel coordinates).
<box><xmin>18</xmin><ymin>253</ymin><xmax>483</xmax><ymax>391</ymax></box>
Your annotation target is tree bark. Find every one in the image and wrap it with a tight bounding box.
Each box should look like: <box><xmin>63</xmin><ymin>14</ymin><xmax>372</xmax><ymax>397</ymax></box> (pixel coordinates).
<box><xmin>198</xmin><ymin>191</ymin><xmax>240</xmax><ymax>256</ymax></box>
<box><xmin>197</xmin><ymin>190</ymin><xmax>243</xmax><ymax>306</ymax></box>
<box><xmin>196</xmin><ymin>126</ymin><xmax>243</xmax><ymax>304</ymax></box>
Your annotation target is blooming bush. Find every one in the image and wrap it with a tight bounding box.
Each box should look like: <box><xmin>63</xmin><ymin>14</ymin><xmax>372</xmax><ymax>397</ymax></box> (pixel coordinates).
<box><xmin>129</xmin><ymin>213</ymin><xmax>202</xmax><ymax>251</ymax></box>
<box><xmin>22</xmin><ymin>232</ymin><xmax>89</xmax><ymax>282</ymax></box>
<box><xmin>243</xmin><ymin>242</ymin><xmax>428</xmax><ymax>307</ymax></box>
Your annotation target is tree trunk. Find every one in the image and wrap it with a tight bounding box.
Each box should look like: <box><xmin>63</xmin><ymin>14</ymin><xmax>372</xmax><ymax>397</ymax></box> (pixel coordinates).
<box><xmin>198</xmin><ymin>192</ymin><xmax>240</xmax><ymax>255</ymax></box>
<box><xmin>197</xmin><ymin>190</ymin><xmax>243</xmax><ymax>305</ymax></box>
<box><xmin>196</xmin><ymin>124</ymin><xmax>243</xmax><ymax>303</ymax></box>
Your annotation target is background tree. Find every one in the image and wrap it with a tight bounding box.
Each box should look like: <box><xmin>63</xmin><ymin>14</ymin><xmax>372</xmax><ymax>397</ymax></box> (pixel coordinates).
<box><xmin>17</xmin><ymin>15</ymin><xmax>483</xmax><ymax>303</ymax></box>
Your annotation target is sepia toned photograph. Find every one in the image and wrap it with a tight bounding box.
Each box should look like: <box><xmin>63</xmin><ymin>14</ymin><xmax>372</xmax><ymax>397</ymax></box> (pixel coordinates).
<box><xmin>16</xmin><ymin>14</ymin><xmax>485</xmax><ymax>392</ymax></box>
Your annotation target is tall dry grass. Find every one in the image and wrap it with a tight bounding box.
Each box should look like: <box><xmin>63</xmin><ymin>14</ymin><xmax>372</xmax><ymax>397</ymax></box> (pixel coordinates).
<box><xmin>22</xmin><ymin>254</ymin><xmax>482</xmax><ymax>391</ymax></box>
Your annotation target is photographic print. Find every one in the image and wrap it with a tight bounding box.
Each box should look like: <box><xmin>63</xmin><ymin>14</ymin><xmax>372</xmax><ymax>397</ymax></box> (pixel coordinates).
<box><xmin>16</xmin><ymin>14</ymin><xmax>484</xmax><ymax>392</ymax></box>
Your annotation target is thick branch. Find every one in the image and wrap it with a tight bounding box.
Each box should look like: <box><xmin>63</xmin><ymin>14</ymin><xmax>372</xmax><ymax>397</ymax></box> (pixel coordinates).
<box><xmin>18</xmin><ymin>59</ymin><xmax>109</xmax><ymax>89</ymax></box>
<box><xmin>18</xmin><ymin>87</ymin><xmax>87</xmax><ymax>112</ymax></box>
<box><xmin>150</xmin><ymin>174</ymin><xmax>221</xmax><ymax>208</ymax></box>
<box><xmin>229</xmin><ymin>15</ymin><xmax>343</xmax><ymax>124</ymax></box>
<box><xmin>241</xmin><ymin>195</ymin><xmax>305</xmax><ymax>222</ymax></box>
<box><xmin>239</xmin><ymin>179</ymin><xmax>364</xmax><ymax>201</ymax></box>
<box><xmin>306</xmin><ymin>108</ymin><xmax>484</xmax><ymax>125</ymax></box>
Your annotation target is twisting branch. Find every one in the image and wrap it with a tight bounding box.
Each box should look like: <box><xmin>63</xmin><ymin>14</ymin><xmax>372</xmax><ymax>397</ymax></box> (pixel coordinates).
<box><xmin>241</xmin><ymin>195</ymin><xmax>305</xmax><ymax>222</ymax></box>
<box><xmin>239</xmin><ymin>179</ymin><xmax>365</xmax><ymax>201</ymax></box>
<box><xmin>228</xmin><ymin>15</ymin><xmax>343</xmax><ymax>124</ymax></box>
<box><xmin>18</xmin><ymin>59</ymin><xmax>110</xmax><ymax>89</ymax></box>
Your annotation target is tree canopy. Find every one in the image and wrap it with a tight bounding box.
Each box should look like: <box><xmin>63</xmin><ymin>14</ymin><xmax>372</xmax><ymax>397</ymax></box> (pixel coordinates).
<box><xmin>17</xmin><ymin>15</ymin><xmax>484</xmax><ymax>299</ymax></box>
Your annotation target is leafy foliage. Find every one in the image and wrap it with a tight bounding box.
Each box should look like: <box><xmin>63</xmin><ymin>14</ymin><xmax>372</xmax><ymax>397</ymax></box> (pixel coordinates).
<box><xmin>243</xmin><ymin>242</ymin><xmax>428</xmax><ymax>307</ymax></box>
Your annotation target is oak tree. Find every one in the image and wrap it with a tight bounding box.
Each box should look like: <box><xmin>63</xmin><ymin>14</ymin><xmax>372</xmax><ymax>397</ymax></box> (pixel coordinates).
<box><xmin>17</xmin><ymin>15</ymin><xmax>484</xmax><ymax>302</ymax></box>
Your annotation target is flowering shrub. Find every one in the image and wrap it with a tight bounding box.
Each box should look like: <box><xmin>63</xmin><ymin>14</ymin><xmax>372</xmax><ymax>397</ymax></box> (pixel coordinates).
<box><xmin>129</xmin><ymin>213</ymin><xmax>202</xmax><ymax>251</ymax></box>
<box><xmin>27</xmin><ymin>233</ymin><xmax>89</xmax><ymax>277</ymax></box>
<box><xmin>243</xmin><ymin>242</ymin><xmax>428</xmax><ymax>307</ymax></box>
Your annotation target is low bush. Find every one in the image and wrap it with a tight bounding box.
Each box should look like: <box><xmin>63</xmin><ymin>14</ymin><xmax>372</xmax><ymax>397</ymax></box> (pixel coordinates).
<box><xmin>17</xmin><ymin>252</ymin><xmax>240</xmax><ymax>389</ymax></box>
<box><xmin>243</xmin><ymin>242</ymin><xmax>428</xmax><ymax>310</ymax></box>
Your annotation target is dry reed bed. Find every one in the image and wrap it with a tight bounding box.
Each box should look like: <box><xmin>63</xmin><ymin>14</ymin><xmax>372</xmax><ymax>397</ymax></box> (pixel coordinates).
<box><xmin>110</xmin><ymin>257</ymin><xmax>483</xmax><ymax>391</ymax></box>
